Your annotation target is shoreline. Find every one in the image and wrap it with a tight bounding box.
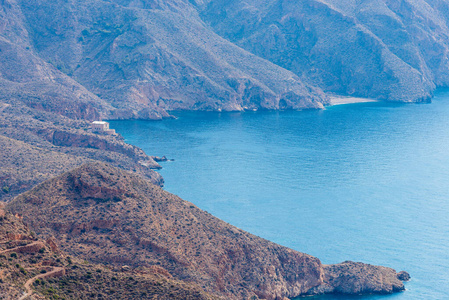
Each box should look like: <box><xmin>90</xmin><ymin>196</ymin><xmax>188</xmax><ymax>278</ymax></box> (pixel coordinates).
<box><xmin>329</xmin><ymin>96</ymin><xmax>379</xmax><ymax>106</ymax></box>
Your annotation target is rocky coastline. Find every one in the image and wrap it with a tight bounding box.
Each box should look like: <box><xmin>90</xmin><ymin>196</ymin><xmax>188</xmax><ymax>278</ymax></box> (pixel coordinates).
<box><xmin>0</xmin><ymin>91</ymin><xmax>411</xmax><ymax>299</ymax></box>
<box><xmin>3</xmin><ymin>161</ymin><xmax>410</xmax><ymax>299</ymax></box>
<box><xmin>0</xmin><ymin>0</ymin><xmax>422</xmax><ymax>297</ymax></box>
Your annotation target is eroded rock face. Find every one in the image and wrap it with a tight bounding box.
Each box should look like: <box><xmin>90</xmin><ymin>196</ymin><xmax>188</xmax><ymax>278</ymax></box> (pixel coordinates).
<box><xmin>0</xmin><ymin>0</ymin><xmax>114</xmax><ymax>120</ymax></box>
<box><xmin>8</xmin><ymin>162</ymin><xmax>409</xmax><ymax>299</ymax></box>
<box><xmin>3</xmin><ymin>0</ymin><xmax>327</xmax><ymax>120</ymax></box>
<box><xmin>199</xmin><ymin>0</ymin><xmax>449</xmax><ymax>102</ymax></box>
<box><xmin>0</xmin><ymin>102</ymin><xmax>163</xmax><ymax>201</ymax></box>
<box><xmin>306</xmin><ymin>261</ymin><xmax>408</xmax><ymax>295</ymax></box>
<box><xmin>2</xmin><ymin>0</ymin><xmax>448</xmax><ymax>119</ymax></box>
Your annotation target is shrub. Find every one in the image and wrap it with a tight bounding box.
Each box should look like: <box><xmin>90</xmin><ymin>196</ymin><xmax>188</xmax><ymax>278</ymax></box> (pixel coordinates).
<box><xmin>10</xmin><ymin>252</ymin><xmax>17</xmax><ymax>258</ymax></box>
<box><xmin>2</xmin><ymin>186</ymin><xmax>9</xmax><ymax>193</ymax></box>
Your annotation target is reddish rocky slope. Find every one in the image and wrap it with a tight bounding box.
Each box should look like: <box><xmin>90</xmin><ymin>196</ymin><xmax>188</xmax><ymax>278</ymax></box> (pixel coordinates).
<box><xmin>0</xmin><ymin>205</ymin><xmax>217</xmax><ymax>299</ymax></box>
<box><xmin>7</xmin><ymin>162</ymin><xmax>409</xmax><ymax>299</ymax></box>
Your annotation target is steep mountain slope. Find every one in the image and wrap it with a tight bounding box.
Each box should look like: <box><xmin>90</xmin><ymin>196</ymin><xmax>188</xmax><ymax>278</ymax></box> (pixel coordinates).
<box><xmin>0</xmin><ymin>206</ymin><xmax>217</xmax><ymax>299</ymax></box>
<box><xmin>3</xmin><ymin>0</ymin><xmax>449</xmax><ymax>118</ymax></box>
<box><xmin>2</xmin><ymin>0</ymin><xmax>449</xmax><ymax>119</ymax></box>
<box><xmin>198</xmin><ymin>0</ymin><xmax>449</xmax><ymax>102</ymax></box>
<box><xmin>7</xmin><ymin>162</ymin><xmax>409</xmax><ymax>300</ymax></box>
<box><xmin>0</xmin><ymin>0</ymin><xmax>113</xmax><ymax>120</ymax></box>
<box><xmin>10</xmin><ymin>0</ymin><xmax>326</xmax><ymax>119</ymax></box>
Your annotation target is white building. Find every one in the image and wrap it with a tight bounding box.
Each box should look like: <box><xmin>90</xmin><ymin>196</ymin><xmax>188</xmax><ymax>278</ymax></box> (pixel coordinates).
<box><xmin>91</xmin><ymin>121</ymin><xmax>116</xmax><ymax>135</ymax></box>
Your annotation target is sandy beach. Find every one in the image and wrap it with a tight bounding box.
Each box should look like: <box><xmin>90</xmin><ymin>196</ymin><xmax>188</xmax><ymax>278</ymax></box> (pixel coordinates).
<box><xmin>329</xmin><ymin>96</ymin><xmax>379</xmax><ymax>105</ymax></box>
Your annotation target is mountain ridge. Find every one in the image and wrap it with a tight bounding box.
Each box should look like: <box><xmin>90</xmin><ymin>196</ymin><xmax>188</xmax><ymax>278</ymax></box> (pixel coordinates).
<box><xmin>5</xmin><ymin>0</ymin><xmax>327</xmax><ymax>120</ymax></box>
<box><xmin>7</xmin><ymin>162</ymin><xmax>409</xmax><ymax>300</ymax></box>
<box><xmin>3</xmin><ymin>0</ymin><xmax>448</xmax><ymax>119</ymax></box>
<box><xmin>198</xmin><ymin>0</ymin><xmax>448</xmax><ymax>103</ymax></box>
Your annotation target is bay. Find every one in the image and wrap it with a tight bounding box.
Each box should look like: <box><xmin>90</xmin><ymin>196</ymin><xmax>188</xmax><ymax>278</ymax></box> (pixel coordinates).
<box><xmin>109</xmin><ymin>89</ymin><xmax>449</xmax><ymax>299</ymax></box>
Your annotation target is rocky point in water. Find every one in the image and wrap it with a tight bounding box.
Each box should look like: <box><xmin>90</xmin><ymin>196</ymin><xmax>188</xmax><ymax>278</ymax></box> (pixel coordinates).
<box><xmin>7</xmin><ymin>162</ymin><xmax>409</xmax><ymax>300</ymax></box>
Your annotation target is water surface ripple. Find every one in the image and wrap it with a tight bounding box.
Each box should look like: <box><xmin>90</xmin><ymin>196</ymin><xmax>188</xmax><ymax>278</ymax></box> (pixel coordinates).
<box><xmin>109</xmin><ymin>89</ymin><xmax>449</xmax><ymax>299</ymax></box>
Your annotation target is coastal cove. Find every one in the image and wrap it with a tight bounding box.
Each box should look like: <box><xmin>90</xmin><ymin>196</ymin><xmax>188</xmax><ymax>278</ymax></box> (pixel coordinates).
<box><xmin>109</xmin><ymin>89</ymin><xmax>449</xmax><ymax>299</ymax></box>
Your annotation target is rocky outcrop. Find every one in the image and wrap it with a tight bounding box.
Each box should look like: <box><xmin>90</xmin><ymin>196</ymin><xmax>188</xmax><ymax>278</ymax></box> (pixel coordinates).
<box><xmin>397</xmin><ymin>271</ymin><xmax>411</xmax><ymax>281</ymax></box>
<box><xmin>306</xmin><ymin>261</ymin><xmax>407</xmax><ymax>295</ymax></box>
<box><xmin>152</xmin><ymin>156</ymin><xmax>174</xmax><ymax>162</ymax></box>
<box><xmin>7</xmin><ymin>162</ymin><xmax>409</xmax><ymax>299</ymax></box>
<box><xmin>0</xmin><ymin>98</ymin><xmax>164</xmax><ymax>201</ymax></box>
<box><xmin>35</xmin><ymin>128</ymin><xmax>160</xmax><ymax>169</ymax></box>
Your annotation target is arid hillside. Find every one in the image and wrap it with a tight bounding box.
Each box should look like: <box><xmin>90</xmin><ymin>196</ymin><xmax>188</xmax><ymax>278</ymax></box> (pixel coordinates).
<box><xmin>1</xmin><ymin>0</ymin><xmax>327</xmax><ymax>120</ymax></box>
<box><xmin>0</xmin><ymin>100</ymin><xmax>163</xmax><ymax>202</ymax></box>
<box><xmin>0</xmin><ymin>0</ymin><xmax>114</xmax><ymax>120</ymax></box>
<box><xmin>7</xmin><ymin>162</ymin><xmax>409</xmax><ymax>300</ymax></box>
<box><xmin>0</xmin><ymin>205</ymin><xmax>218</xmax><ymax>299</ymax></box>
<box><xmin>199</xmin><ymin>0</ymin><xmax>449</xmax><ymax>102</ymax></box>
<box><xmin>1</xmin><ymin>0</ymin><xmax>448</xmax><ymax>119</ymax></box>
<box><xmin>0</xmin><ymin>1</ymin><xmax>418</xmax><ymax>298</ymax></box>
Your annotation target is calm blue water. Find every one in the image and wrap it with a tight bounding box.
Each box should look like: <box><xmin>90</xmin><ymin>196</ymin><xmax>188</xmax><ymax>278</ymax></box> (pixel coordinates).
<box><xmin>109</xmin><ymin>90</ymin><xmax>449</xmax><ymax>299</ymax></box>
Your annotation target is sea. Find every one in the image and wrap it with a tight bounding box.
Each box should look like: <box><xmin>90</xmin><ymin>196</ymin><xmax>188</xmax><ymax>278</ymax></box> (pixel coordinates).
<box><xmin>109</xmin><ymin>89</ymin><xmax>449</xmax><ymax>299</ymax></box>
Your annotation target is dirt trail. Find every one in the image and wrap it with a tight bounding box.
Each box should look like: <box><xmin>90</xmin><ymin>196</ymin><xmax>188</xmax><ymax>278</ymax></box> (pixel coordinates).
<box><xmin>19</xmin><ymin>267</ymin><xmax>65</xmax><ymax>300</ymax></box>
<box><xmin>0</xmin><ymin>241</ymin><xmax>44</xmax><ymax>255</ymax></box>
<box><xmin>0</xmin><ymin>241</ymin><xmax>63</xmax><ymax>299</ymax></box>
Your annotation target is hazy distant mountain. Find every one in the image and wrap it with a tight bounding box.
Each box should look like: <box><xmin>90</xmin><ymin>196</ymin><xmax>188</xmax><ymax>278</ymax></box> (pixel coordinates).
<box><xmin>3</xmin><ymin>0</ymin><xmax>326</xmax><ymax>120</ymax></box>
<box><xmin>199</xmin><ymin>0</ymin><xmax>449</xmax><ymax>102</ymax></box>
<box><xmin>1</xmin><ymin>0</ymin><xmax>448</xmax><ymax>119</ymax></box>
<box><xmin>0</xmin><ymin>0</ymin><xmax>112</xmax><ymax>120</ymax></box>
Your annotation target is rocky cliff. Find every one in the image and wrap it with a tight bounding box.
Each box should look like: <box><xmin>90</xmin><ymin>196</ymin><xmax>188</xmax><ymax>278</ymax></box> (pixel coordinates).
<box><xmin>0</xmin><ymin>0</ymin><xmax>327</xmax><ymax>120</ymax></box>
<box><xmin>7</xmin><ymin>162</ymin><xmax>409</xmax><ymax>300</ymax></box>
<box><xmin>1</xmin><ymin>0</ymin><xmax>448</xmax><ymax>119</ymax></box>
<box><xmin>199</xmin><ymin>0</ymin><xmax>449</xmax><ymax>102</ymax></box>
<box><xmin>0</xmin><ymin>99</ymin><xmax>162</xmax><ymax>202</ymax></box>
